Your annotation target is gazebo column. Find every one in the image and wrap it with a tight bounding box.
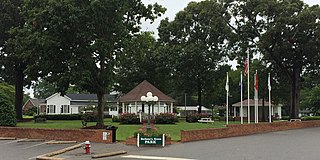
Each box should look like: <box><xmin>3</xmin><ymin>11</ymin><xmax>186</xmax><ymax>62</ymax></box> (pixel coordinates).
<box><xmin>158</xmin><ymin>101</ymin><xmax>161</xmax><ymax>113</ymax></box>
<box><xmin>122</xmin><ymin>103</ymin><xmax>125</xmax><ymax>113</ymax></box>
<box><xmin>135</xmin><ymin>101</ymin><xmax>137</xmax><ymax>114</ymax></box>
<box><xmin>234</xmin><ymin>107</ymin><xmax>236</xmax><ymax>117</ymax></box>
<box><xmin>170</xmin><ymin>102</ymin><xmax>173</xmax><ymax>113</ymax></box>
<box><xmin>116</xmin><ymin>102</ymin><xmax>119</xmax><ymax>115</ymax></box>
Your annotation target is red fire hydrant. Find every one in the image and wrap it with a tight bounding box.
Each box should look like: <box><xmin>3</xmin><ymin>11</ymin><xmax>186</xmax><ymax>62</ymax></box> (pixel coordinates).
<box><xmin>84</xmin><ymin>141</ymin><xmax>91</xmax><ymax>154</ymax></box>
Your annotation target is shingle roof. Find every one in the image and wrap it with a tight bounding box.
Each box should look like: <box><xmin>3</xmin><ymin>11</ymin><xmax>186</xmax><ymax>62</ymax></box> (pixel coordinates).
<box><xmin>30</xmin><ymin>98</ymin><xmax>46</xmax><ymax>106</ymax></box>
<box><xmin>65</xmin><ymin>94</ymin><xmax>117</xmax><ymax>102</ymax></box>
<box><xmin>119</xmin><ymin>80</ymin><xmax>175</xmax><ymax>103</ymax></box>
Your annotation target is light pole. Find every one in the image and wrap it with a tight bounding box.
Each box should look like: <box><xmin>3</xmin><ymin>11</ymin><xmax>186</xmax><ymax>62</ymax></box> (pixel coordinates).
<box><xmin>128</xmin><ymin>104</ymin><xmax>132</xmax><ymax>113</ymax></box>
<box><xmin>163</xmin><ymin>104</ymin><xmax>167</xmax><ymax>113</ymax></box>
<box><xmin>141</xmin><ymin>92</ymin><xmax>158</xmax><ymax>131</ymax></box>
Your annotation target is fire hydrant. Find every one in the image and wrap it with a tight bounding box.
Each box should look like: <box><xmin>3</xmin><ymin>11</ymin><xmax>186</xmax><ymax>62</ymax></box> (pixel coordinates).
<box><xmin>83</xmin><ymin>141</ymin><xmax>91</xmax><ymax>154</ymax></box>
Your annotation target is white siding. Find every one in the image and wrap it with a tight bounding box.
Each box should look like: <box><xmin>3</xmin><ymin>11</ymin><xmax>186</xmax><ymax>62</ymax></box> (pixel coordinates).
<box><xmin>46</xmin><ymin>94</ymin><xmax>70</xmax><ymax>114</ymax></box>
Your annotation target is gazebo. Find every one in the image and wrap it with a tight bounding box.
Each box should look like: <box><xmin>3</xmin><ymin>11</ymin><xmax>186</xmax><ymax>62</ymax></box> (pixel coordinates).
<box><xmin>118</xmin><ymin>80</ymin><xmax>175</xmax><ymax>115</ymax></box>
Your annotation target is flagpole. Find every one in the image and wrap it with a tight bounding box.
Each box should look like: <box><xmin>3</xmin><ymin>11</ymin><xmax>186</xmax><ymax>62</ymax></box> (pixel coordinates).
<box><xmin>226</xmin><ymin>72</ymin><xmax>229</xmax><ymax>125</ymax></box>
<box><xmin>268</xmin><ymin>73</ymin><xmax>272</xmax><ymax>123</ymax></box>
<box><xmin>247</xmin><ymin>52</ymin><xmax>250</xmax><ymax>124</ymax></box>
<box><xmin>254</xmin><ymin>72</ymin><xmax>257</xmax><ymax>123</ymax></box>
<box><xmin>256</xmin><ymin>71</ymin><xmax>259</xmax><ymax>123</ymax></box>
<box><xmin>240</xmin><ymin>71</ymin><xmax>243</xmax><ymax>124</ymax></box>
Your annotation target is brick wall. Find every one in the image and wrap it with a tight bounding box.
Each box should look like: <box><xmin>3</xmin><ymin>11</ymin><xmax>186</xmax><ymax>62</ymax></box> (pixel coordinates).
<box><xmin>0</xmin><ymin>127</ymin><xmax>113</xmax><ymax>143</ymax></box>
<box><xmin>181</xmin><ymin>121</ymin><xmax>320</xmax><ymax>143</ymax></box>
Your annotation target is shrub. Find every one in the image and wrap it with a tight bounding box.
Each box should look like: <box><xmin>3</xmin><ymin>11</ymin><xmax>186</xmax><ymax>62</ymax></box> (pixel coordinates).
<box><xmin>301</xmin><ymin>116</ymin><xmax>320</xmax><ymax>121</ymax></box>
<box><xmin>82</xmin><ymin>113</ymin><xmax>97</xmax><ymax>122</ymax></box>
<box><xmin>0</xmin><ymin>91</ymin><xmax>16</xmax><ymax>126</ymax></box>
<box><xmin>187</xmin><ymin>113</ymin><xmax>209</xmax><ymax>123</ymax></box>
<box><xmin>134</xmin><ymin>130</ymin><xmax>166</xmax><ymax>138</ymax></box>
<box><xmin>34</xmin><ymin>114</ymin><xmax>83</xmax><ymax>120</ymax></box>
<box><xmin>119</xmin><ymin>113</ymin><xmax>140</xmax><ymax>124</ymax></box>
<box><xmin>155</xmin><ymin>113</ymin><xmax>178</xmax><ymax>124</ymax></box>
<box><xmin>112</xmin><ymin>116</ymin><xmax>120</xmax><ymax>122</ymax></box>
<box><xmin>24</xmin><ymin>106</ymin><xmax>38</xmax><ymax>116</ymax></box>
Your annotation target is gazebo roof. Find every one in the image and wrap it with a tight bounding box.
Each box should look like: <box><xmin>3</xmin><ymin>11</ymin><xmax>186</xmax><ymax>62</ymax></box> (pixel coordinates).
<box><xmin>119</xmin><ymin>80</ymin><xmax>175</xmax><ymax>103</ymax></box>
<box><xmin>232</xmin><ymin>99</ymin><xmax>272</xmax><ymax>107</ymax></box>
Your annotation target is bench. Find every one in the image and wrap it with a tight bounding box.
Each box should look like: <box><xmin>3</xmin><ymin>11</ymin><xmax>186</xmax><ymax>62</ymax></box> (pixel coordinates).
<box><xmin>198</xmin><ymin>118</ymin><xmax>214</xmax><ymax>124</ymax></box>
<box><xmin>290</xmin><ymin>119</ymin><xmax>301</xmax><ymax>122</ymax></box>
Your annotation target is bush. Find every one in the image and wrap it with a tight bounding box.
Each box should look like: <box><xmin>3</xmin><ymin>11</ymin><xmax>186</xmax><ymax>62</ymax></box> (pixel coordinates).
<box><xmin>0</xmin><ymin>92</ymin><xmax>16</xmax><ymax>126</ymax></box>
<box><xmin>187</xmin><ymin>113</ymin><xmax>209</xmax><ymax>123</ymax></box>
<box><xmin>34</xmin><ymin>114</ymin><xmax>83</xmax><ymax>120</ymax></box>
<box><xmin>24</xmin><ymin>106</ymin><xmax>38</xmax><ymax>116</ymax></box>
<box><xmin>82</xmin><ymin>113</ymin><xmax>97</xmax><ymax>122</ymax></box>
<box><xmin>301</xmin><ymin>116</ymin><xmax>320</xmax><ymax>121</ymax></box>
<box><xmin>112</xmin><ymin>116</ymin><xmax>120</xmax><ymax>122</ymax></box>
<box><xmin>119</xmin><ymin>113</ymin><xmax>140</xmax><ymax>124</ymax></box>
<box><xmin>155</xmin><ymin>113</ymin><xmax>178</xmax><ymax>124</ymax></box>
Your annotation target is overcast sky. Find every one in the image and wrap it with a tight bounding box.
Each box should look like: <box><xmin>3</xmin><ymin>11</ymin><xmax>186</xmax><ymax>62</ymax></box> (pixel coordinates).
<box><xmin>25</xmin><ymin>0</ymin><xmax>319</xmax><ymax>97</ymax></box>
<box><xmin>141</xmin><ymin>0</ymin><xmax>319</xmax><ymax>36</ymax></box>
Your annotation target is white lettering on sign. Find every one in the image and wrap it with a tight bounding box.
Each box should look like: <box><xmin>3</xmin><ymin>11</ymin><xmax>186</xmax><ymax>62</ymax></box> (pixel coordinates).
<box><xmin>103</xmin><ymin>132</ymin><xmax>110</xmax><ymax>140</ymax></box>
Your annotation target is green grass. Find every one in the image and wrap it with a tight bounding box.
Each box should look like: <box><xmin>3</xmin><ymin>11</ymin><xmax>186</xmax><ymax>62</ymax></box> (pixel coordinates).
<box><xmin>17</xmin><ymin>118</ymin><xmax>239</xmax><ymax>141</ymax></box>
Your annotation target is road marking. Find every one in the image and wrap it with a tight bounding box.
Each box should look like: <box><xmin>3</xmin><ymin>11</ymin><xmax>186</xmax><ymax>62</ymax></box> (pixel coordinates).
<box><xmin>0</xmin><ymin>138</ymin><xmax>27</xmax><ymax>145</ymax></box>
<box><xmin>23</xmin><ymin>140</ymin><xmax>55</xmax><ymax>149</ymax></box>
<box><xmin>122</xmin><ymin>155</ymin><xmax>197</xmax><ymax>160</ymax></box>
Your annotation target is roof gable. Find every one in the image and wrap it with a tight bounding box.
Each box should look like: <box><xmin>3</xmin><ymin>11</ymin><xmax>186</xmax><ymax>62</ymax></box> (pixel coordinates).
<box><xmin>119</xmin><ymin>80</ymin><xmax>175</xmax><ymax>102</ymax></box>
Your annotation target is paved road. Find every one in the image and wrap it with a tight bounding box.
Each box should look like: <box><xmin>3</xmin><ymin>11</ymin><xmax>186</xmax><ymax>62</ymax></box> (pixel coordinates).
<box><xmin>109</xmin><ymin>127</ymin><xmax>320</xmax><ymax>160</ymax></box>
<box><xmin>2</xmin><ymin>127</ymin><xmax>320</xmax><ymax>160</ymax></box>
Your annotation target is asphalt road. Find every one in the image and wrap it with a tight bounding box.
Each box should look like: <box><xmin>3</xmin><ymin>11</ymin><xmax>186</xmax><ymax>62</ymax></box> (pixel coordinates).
<box><xmin>110</xmin><ymin>127</ymin><xmax>320</xmax><ymax>160</ymax></box>
<box><xmin>2</xmin><ymin>127</ymin><xmax>320</xmax><ymax>160</ymax></box>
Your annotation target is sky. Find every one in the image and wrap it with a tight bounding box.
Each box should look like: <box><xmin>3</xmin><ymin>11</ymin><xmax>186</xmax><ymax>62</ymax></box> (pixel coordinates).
<box><xmin>141</xmin><ymin>0</ymin><xmax>319</xmax><ymax>35</ymax></box>
<box><xmin>25</xmin><ymin>0</ymin><xmax>319</xmax><ymax>98</ymax></box>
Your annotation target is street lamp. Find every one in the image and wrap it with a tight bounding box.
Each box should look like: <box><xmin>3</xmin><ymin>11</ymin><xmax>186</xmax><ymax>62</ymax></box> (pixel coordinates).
<box><xmin>141</xmin><ymin>92</ymin><xmax>158</xmax><ymax>131</ymax></box>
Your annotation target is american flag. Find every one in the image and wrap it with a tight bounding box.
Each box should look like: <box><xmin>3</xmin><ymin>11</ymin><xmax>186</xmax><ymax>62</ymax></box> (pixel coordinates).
<box><xmin>244</xmin><ymin>58</ymin><xmax>248</xmax><ymax>76</ymax></box>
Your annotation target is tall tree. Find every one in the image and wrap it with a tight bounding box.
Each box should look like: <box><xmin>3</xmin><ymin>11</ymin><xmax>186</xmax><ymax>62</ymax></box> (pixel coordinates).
<box><xmin>17</xmin><ymin>0</ymin><xmax>165</xmax><ymax>126</ymax></box>
<box><xmin>158</xmin><ymin>1</ymin><xmax>231</xmax><ymax>113</ymax></box>
<box><xmin>225</xmin><ymin>0</ymin><xmax>320</xmax><ymax>118</ymax></box>
<box><xmin>0</xmin><ymin>0</ymin><xmax>26</xmax><ymax>120</ymax></box>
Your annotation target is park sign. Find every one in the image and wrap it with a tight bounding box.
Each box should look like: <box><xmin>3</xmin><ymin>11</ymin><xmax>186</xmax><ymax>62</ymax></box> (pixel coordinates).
<box><xmin>137</xmin><ymin>134</ymin><xmax>165</xmax><ymax>147</ymax></box>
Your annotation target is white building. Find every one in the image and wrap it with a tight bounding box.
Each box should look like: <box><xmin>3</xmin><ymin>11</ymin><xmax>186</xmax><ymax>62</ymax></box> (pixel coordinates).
<box><xmin>43</xmin><ymin>93</ymin><xmax>118</xmax><ymax>115</ymax></box>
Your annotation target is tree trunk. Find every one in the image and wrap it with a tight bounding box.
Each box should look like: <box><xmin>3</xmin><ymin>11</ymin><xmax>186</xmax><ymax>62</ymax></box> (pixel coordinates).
<box><xmin>96</xmin><ymin>93</ymin><xmax>105</xmax><ymax>127</ymax></box>
<box><xmin>197</xmin><ymin>77</ymin><xmax>202</xmax><ymax>114</ymax></box>
<box><xmin>289</xmin><ymin>67</ymin><xmax>301</xmax><ymax>119</ymax></box>
<box><xmin>15</xmin><ymin>65</ymin><xmax>24</xmax><ymax>120</ymax></box>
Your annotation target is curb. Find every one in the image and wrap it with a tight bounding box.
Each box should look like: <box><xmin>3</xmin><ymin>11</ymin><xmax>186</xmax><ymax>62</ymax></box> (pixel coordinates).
<box><xmin>36</xmin><ymin>156</ymin><xmax>65</xmax><ymax>160</ymax></box>
<box><xmin>92</xmin><ymin>150</ymin><xmax>127</xmax><ymax>159</ymax></box>
<box><xmin>0</xmin><ymin>137</ymin><xmax>16</xmax><ymax>140</ymax></box>
<box><xmin>46</xmin><ymin>141</ymin><xmax>77</xmax><ymax>144</ymax></box>
<box><xmin>45</xmin><ymin>144</ymin><xmax>82</xmax><ymax>157</ymax></box>
<box><xmin>18</xmin><ymin>139</ymin><xmax>45</xmax><ymax>142</ymax></box>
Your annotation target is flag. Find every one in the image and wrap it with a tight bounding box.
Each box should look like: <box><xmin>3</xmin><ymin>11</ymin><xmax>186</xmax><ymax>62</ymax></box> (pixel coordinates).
<box><xmin>268</xmin><ymin>73</ymin><xmax>271</xmax><ymax>91</ymax></box>
<box><xmin>244</xmin><ymin>58</ymin><xmax>249</xmax><ymax>76</ymax></box>
<box><xmin>255</xmin><ymin>70</ymin><xmax>258</xmax><ymax>92</ymax></box>
<box><xmin>225</xmin><ymin>72</ymin><xmax>229</xmax><ymax>92</ymax></box>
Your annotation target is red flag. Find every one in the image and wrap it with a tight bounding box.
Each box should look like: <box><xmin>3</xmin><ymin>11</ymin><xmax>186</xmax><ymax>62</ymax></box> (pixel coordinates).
<box><xmin>244</xmin><ymin>58</ymin><xmax>248</xmax><ymax>76</ymax></box>
<box><xmin>255</xmin><ymin>71</ymin><xmax>258</xmax><ymax>91</ymax></box>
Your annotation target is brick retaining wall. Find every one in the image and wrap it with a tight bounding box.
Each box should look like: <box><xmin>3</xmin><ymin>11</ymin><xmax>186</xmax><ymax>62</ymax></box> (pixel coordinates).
<box><xmin>0</xmin><ymin>127</ymin><xmax>113</xmax><ymax>143</ymax></box>
<box><xmin>181</xmin><ymin>120</ymin><xmax>320</xmax><ymax>143</ymax></box>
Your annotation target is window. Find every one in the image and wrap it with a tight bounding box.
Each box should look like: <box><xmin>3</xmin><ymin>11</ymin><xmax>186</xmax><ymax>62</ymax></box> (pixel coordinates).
<box><xmin>61</xmin><ymin>105</ymin><xmax>70</xmax><ymax>113</ymax></box>
<box><xmin>47</xmin><ymin>105</ymin><xmax>56</xmax><ymax>113</ymax></box>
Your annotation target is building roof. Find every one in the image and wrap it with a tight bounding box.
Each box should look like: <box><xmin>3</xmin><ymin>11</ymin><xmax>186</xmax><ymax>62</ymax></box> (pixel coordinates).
<box><xmin>29</xmin><ymin>98</ymin><xmax>46</xmax><ymax>106</ymax></box>
<box><xmin>176</xmin><ymin>106</ymin><xmax>210</xmax><ymax>111</ymax></box>
<box><xmin>232</xmin><ymin>99</ymin><xmax>272</xmax><ymax>107</ymax></box>
<box><xmin>119</xmin><ymin>80</ymin><xmax>175</xmax><ymax>103</ymax></box>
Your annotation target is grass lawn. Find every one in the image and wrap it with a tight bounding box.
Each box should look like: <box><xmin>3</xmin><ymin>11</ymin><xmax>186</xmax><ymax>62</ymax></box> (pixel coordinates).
<box><xmin>17</xmin><ymin>118</ymin><xmax>239</xmax><ymax>141</ymax></box>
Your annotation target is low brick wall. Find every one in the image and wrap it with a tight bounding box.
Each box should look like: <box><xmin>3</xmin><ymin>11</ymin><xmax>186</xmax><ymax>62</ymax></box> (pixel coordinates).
<box><xmin>181</xmin><ymin>120</ymin><xmax>320</xmax><ymax>143</ymax></box>
<box><xmin>0</xmin><ymin>127</ymin><xmax>113</xmax><ymax>143</ymax></box>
